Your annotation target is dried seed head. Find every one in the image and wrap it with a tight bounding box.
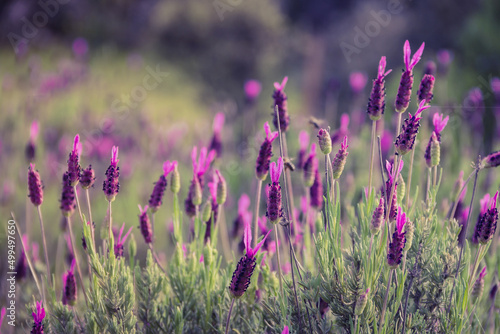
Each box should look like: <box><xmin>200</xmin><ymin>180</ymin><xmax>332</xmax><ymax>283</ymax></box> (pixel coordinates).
<box><xmin>317</xmin><ymin>128</ymin><xmax>332</xmax><ymax>155</ymax></box>
<box><xmin>354</xmin><ymin>289</ymin><xmax>370</xmax><ymax>315</ymax></box>
<box><xmin>28</xmin><ymin>163</ymin><xmax>44</xmax><ymax>206</ymax></box>
<box><xmin>80</xmin><ymin>165</ymin><xmax>95</xmax><ymax>189</ymax></box>
<box><xmin>370</xmin><ymin>197</ymin><xmax>385</xmax><ymax>234</ymax></box>
<box><xmin>331</xmin><ymin>136</ymin><xmax>349</xmax><ymax>179</ymax></box>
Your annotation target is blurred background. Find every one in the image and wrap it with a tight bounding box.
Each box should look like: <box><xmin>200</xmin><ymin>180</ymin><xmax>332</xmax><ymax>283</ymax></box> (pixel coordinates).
<box><xmin>0</xmin><ymin>0</ymin><xmax>499</xmax><ymax>283</ymax></box>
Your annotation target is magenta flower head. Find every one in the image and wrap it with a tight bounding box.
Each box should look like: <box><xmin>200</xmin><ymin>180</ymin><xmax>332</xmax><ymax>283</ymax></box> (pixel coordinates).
<box><xmin>387</xmin><ymin>207</ymin><xmax>407</xmax><ymax>268</ymax></box>
<box><xmin>310</xmin><ymin>167</ymin><xmax>323</xmax><ymax>210</ymax></box>
<box><xmin>256</xmin><ymin>122</ymin><xmax>279</xmax><ymax>180</ymax></box>
<box><xmin>229</xmin><ymin>213</ymin><xmax>271</xmax><ymax>298</ymax></box>
<box><xmin>26</xmin><ymin>121</ymin><xmax>39</xmax><ymax>162</ymax></box>
<box><xmin>28</xmin><ymin>163</ymin><xmax>44</xmax><ymax>206</ymax></box>
<box><xmin>472</xmin><ymin>266</ymin><xmax>487</xmax><ymax>301</ymax></box>
<box><xmin>272</xmin><ymin>76</ymin><xmax>290</xmax><ymax>132</ymax></box>
<box><xmin>209</xmin><ymin>112</ymin><xmax>225</xmax><ymax>158</ymax></box>
<box><xmin>332</xmin><ymin>136</ymin><xmax>349</xmax><ymax>179</ymax></box>
<box><xmin>432</xmin><ymin>113</ymin><xmax>449</xmax><ymax>142</ymax></box>
<box><xmin>67</xmin><ymin>134</ymin><xmax>82</xmax><ymax>186</ymax></box>
<box><xmin>31</xmin><ymin>301</ymin><xmax>46</xmax><ymax>334</ymax></box>
<box><xmin>62</xmin><ymin>259</ymin><xmax>77</xmax><ymax>306</ymax></box>
<box><xmin>384</xmin><ymin>160</ymin><xmax>404</xmax><ymax>222</ymax></box>
<box><xmin>417</xmin><ymin>74</ymin><xmax>435</xmax><ymax>105</ymax></box>
<box><xmin>244</xmin><ymin>79</ymin><xmax>262</xmax><ymax>102</ymax></box>
<box><xmin>437</xmin><ymin>49</ymin><xmax>453</xmax><ymax>74</ymax></box>
<box><xmin>60</xmin><ymin>172</ymin><xmax>76</xmax><ymax>217</ymax></box>
<box><xmin>204</xmin><ymin>179</ymin><xmax>219</xmax><ymax>243</ymax></box>
<box><xmin>349</xmin><ymin>71</ymin><xmax>368</xmax><ymax>95</ymax></box>
<box><xmin>138</xmin><ymin>205</ymin><xmax>153</xmax><ymax>244</ymax></box>
<box><xmin>303</xmin><ymin>143</ymin><xmax>318</xmax><ymax>187</ymax></box>
<box><xmin>367</xmin><ymin>56</ymin><xmax>392</xmax><ymax>121</ymax></box>
<box><xmin>149</xmin><ymin>160</ymin><xmax>177</xmax><ymax>212</ymax></box>
<box><xmin>114</xmin><ymin>223</ymin><xmax>133</xmax><ymax>258</ymax></box>
<box><xmin>266</xmin><ymin>157</ymin><xmax>283</xmax><ymax>224</ymax></box>
<box><xmin>331</xmin><ymin>114</ymin><xmax>349</xmax><ymax>144</ymax></box>
<box><xmin>103</xmin><ymin>146</ymin><xmax>120</xmax><ymax>202</ymax></box>
<box><xmin>395</xmin><ymin>40</ymin><xmax>425</xmax><ymax>113</ymax></box>
<box><xmin>191</xmin><ymin>146</ymin><xmax>216</xmax><ymax>188</ymax></box>
<box><xmin>482</xmin><ymin>151</ymin><xmax>500</xmax><ymax>169</ymax></box>
<box><xmin>297</xmin><ymin>130</ymin><xmax>310</xmax><ymax>170</ymax></box>
<box><xmin>282</xmin><ymin>326</ymin><xmax>290</xmax><ymax>334</ymax></box>
<box><xmin>474</xmin><ymin>191</ymin><xmax>498</xmax><ymax>244</ymax></box>
<box><xmin>395</xmin><ymin>100</ymin><xmax>430</xmax><ymax>155</ymax></box>
<box><xmin>80</xmin><ymin>165</ymin><xmax>95</xmax><ymax>189</ymax></box>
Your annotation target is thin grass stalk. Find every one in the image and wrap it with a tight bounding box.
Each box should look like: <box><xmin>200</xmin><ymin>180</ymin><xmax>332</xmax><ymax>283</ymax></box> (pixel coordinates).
<box><xmin>468</xmin><ymin>244</ymin><xmax>485</xmax><ymax>288</ymax></box>
<box><xmin>253</xmin><ymin>179</ymin><xmax>263</xmax><ymax>247</ymax></box>
<box><xmin>287</xmin><ymin>224</ymin><xmax>303</xmax><ymax>329</ymax></box>
<box><xmin>66</xmin><ymin>216</ymin><xmax>88</xmax><ymax>305</ymax></box>
<box><xmin>282</xmin><ymin>136</ymin><xmax>298</xmax><ymax>237</ymax></box>
<box><xmin>36</xmin><ymin>206</ymin><xmax>51</xmax><ymax>287</ymax></box>
<box><xmin>147</xmin><ymin>243</ymin><xmax>166</xmax><ymax>274</ymax></box>
<box><xmin>218</xmin><ymin>205</ymin><xmax>232</xmax><ymax>262</ymax></box>
<box><xmin>379</xmin><ymin>269</ymin><xmax>394</xmax><ymax>332</ymax></box>
<box><xmin>405</xmin><ymin>145</ymin><xmax>416</xmax><ymax>209</ymax></box>
<box><xmin>368</xmin><ymin>120</ymin><xmax>377</xmax><ymax>198</ymax></box>
<box><xmin>85</xmin><ymin>189</ymin><xmax>95</xmax><ymax>248</ymax></box>
<box><xmin>386</xmin><ymin>156</ymin><xmax>401</xmax><ymax>244</ymax></box>
<box><xmin>225</xmin><ymin>298</ymin><xmax>235</xmax><ymax>334</ymax></box>
<box><xmin>274</xmin><ymin>227</ymin><xmax>285</xmax><ymax>307</ymax></box>
<box><xmin>25</xmin><ymin>185</ymin><xmax>31</xmax><ymax>238</ymax></box>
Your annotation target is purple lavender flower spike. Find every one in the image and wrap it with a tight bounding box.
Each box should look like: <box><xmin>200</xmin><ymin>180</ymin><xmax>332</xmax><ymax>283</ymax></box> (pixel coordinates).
<box><xmin>384</xmin><ymin>160</ymin><xmax>404</xmax><ymax>221</ymax></box>
<box><xmin>432</xmin><ymin>113</ymin><xmax>449</xmax><ymax>141</ymax></box>
<box><xmin>60</xmin><ymin>172</ymin><xmax>76</xmax><ymax>217</ymax></box>
<box><xmin>149</xmin><ymin>160</ymin><xmax>177</xmax><ymax>212</ymax></box>
<box><xmin>209</xmin><ymin>112</ymin><xmax>225</xmax><ymax>158</ymax></box>
<box><xmin>80</xmin><ymin>165</ymin><xmax>95</xmax><ymax>189</ymax></box>
<box><xmin>387</xmin><ymin>207</ymin><xmax>407</xmax><ymax>268</ymax></box>
<box><xmin>367</xmin><ymin>56</ymin><xmax>392</xmax><ymax>121</ymax></box>
<box><xmin>310</xmin><ymin>167</ymin><xmax>323</xmax><ymax>209</ymax></box>
<box><xmin>297</xmin><ymin>130</ymin><xmax>310</xmax><ymax>170</ymax></box>
<box><xmin>266</xmin><ymin>157</ymin><xmax>283</xmax><ymax>224</ymax></box>
<box><xmin>395</xmin><ymin>100</ymin><xmax>430</xmax><ymax>155</ymax></box>
<box><xmin>67</xmin><ymin>134</ymin><xmax>82</xmax><ymax>186</ymax></box>
<box><xmin>229</xmin><ymin>213</ymin><xmax>271</xmax><ymax>298</ymax></box>
<box><xmin>349</xmin><ymin>71</ymin><xmax>368</xmax><ymax>95</ymax></box>
<box><xmin>417</xmin><ymin>74</ymin><xmax>435</xmax><ymax>105</ymax></box>
<box><xmin>26</xmin><ymin>121</ymin><xmax>39</xmax><ymax>162</ymax></box>
<box><xmin>474</xmin><ymin>191</ymin><xmax>498</xmax><ymax>244</ymax></box>
<box><xmin>256</xmin><ymin>122</ymin><xmax>279</xmax><ymax>180</ymax></box>
<box><xmin>272</xmin><ymin>76</ymin><xmax>290</xmax><ymax>132</ymax></box>
<box><xmin>482</xmin><ymin>151</ymin><xmax>500</xmax><ymax>169</ymax></box>
<box><xmin>114</xmin><ymin>223</ymin><xmax>133</xmax><ymax>258</ymax></box>
<box><xmin>28</xmin><ymin>163</ymin><xmax>44</xmax><ymax>206</ymax></box>
<box><xmin>138</xmin><ymin>205</ymin><xmax>153</xmax><ymax>244</ymax></box>
<box><xmin>103</xmin><ymin>146</ymin><xmax>120</xmax><ymax>202</ymax></box>
<box><xmin>282</xmin><ymin>326</ymin><xmax>289</xmax><ymax>334</ymax></box>
<box><xmin>31</xmin><ymin>301</ymin><xmax>46</xmax><ymax>334</ymax></box>
<box><xmin>244</xmin><ymin>79</ymin><xmax>262</xmax><ymax>103</ymax></box>
<box><xmin>62</xmin><ymin>259</ymin><xmax>77</xmax><ymax>306</ymax></box>
<box><xmin>395</xmin><ymin>40</ymin><xmax>425</xmax><ymax>113</ymax></box>
<box><xmin>303</xmin><ymin>143</ymin><xmax>318</xmax><ymax>187</ymax></box>
<box><xmin>424</xmin><ymin>60</ymin><xmax>437</xmax><ymax>75</ymax></box>
<box><xmin>204</xmin><ymin>179</ymin><xmax>219</xmax><ymax>243</ymax></box>
<box><xmin>331</xmin><ymin>136</ymin><xmax>349</xmax><ymax>179</ymax></box>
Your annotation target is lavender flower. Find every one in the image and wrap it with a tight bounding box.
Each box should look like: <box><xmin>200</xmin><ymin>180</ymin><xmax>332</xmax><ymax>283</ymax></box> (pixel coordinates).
<box><xmin>204</xmin><ymin>179</ymin><xmax>219</xmax><ymax>243</ymax></box>
<box><xmin>272</xmin><ymin>77</ymin><xmax>290</xmax><ymax>132</ymax></box>
<box><xmin>384</xmin><ymin>160</ymin><xmax>404</xmax><ymax>222</ymax></box>
<box><xmin>31</xmin><ymin>301</ymin><xmax>45</xmax><ymax>334</ymax></box>
<box><xmin>331</xmin><ymin>136</ymin><xmax>349</xmax><ymax>179</ymax></box>
<box><xmin>282</xmin><ymin>326</ymin><xmax>289</xmax><ymax>334</ymax></box>
<box><xmin>149</xmin><ymin>160</ymin><xmax>177</xmax><ymax>212</ymax></box>
<box><xmin>266</xmin><ymin>157</ymin><xmax>283</xmax><ymax>224</ymax></box>
<box><xmin>209</xmin><ymin>113</ymin><xmax>225</xmax><ymax>157</ymax></box>
<box><xmin>80</xmin><ymin>165</ymin><xmax>95</xmax><ymax>189</ymax></box>
<box><xmin>482</xmin><ymin>151</ymin><xmax>500</xmax><ymax>169</ymax></box>
<box><xmin>60</xmin><ymin>172</ymin><xmax>76</xmax><ymax>217</ymax></box>
<box><xmin>370</xmin><ymin>197</ymin><xmax>385</xmax><ymax>234</ymax></box>
<box><xmin>28</xmin><ymin>163</ymin><xmax>43</xmax><ymax>206</ymax></box>
<box><xmin>296</xmin><ymin>131</ymin><xmax>310</xmax><ymax>170</ymax></box>
<box><xmin>424</xmin><ymin>60</ymin><xmax>436</xmax><ymax>75</ymax></box>
<box><xmin>114</xmin><ymin>223</ymin><xmax>133</xmax><ymax>258</ymax></box>
<box><xmin>354</xmin><ymin>288</ymin><xmax>370</xmax><ymax>315</ymax></box>
<box><xmin>473</xmin><ymin>191</ymin><xmax>498</xmax><ymax>244</ymax></box>
<box><xmin>387</xmin><ymin>207</ymin><xmax>407</xmax><ymax>268</ymax></box>
<box><xmin>349</xmin><ymin>71</ymin><xmax>368</xmax><ymax>95</ymax></box>
<box><xmin>437</xmin><ymin>49</ymin><xmax>453</xmax><ymax>75</ymax></box>
<box><xmin>67</xmin><ymin>134</ymin><xmax>82</xmax><ymax>186</ymax></box>
<box><xmin>232</xmin><ymin>194</ymin><xmax>251</xmax><ymax>239</ymax></box>
<box><xmin>303</xmin><ymin>143</ymin><xmax>318</xmax><ymax>187</ymax></box>
<box><xmin>256</xmin><ymin>122</ymin><xmax>279</xmax><ymax>180</ymax></box>
<box><xmin>472</xmin><ymin>266</ymin><xmax>487</xmax><ymax>301</ymax></box>
<box><xmin>395</xmin><ymin>100</ymin><xmax>430</xmax><ymax>155</ymax></box>
<box><xmin>310</xmin><ymin>167</ymin><xmax>323</xmax><ymax>210</ymax></box>
<box><xmin>25</xmin><ymin>121</ymin><xmax>39</xmax><ymax>162</ymax></box>
<box><xmin>244</xmin><ymin>79</ymin><xmax>262</xmax><ymax>103</ymax></box>
<box><xmin>215</xmin><ymin>170</ymin><xmax>227</xmax><ymax>205</ymax></box>
<box><xmin>367</xmin><ymin>56</ymin><xmax>392</xmax><ymax>121</ymax></box>
<box><xmin>185</xmin><ymin>174</ymin><xmax>202</xmax><ymax>217</ymax></box>
<box><xmin>317</xmin><ymin>128</ymin><xmax>332</xmax><ymax>155</ymax></box>
<box><xmin>191</xmin><ymin>146</ymin><xmax>216</xmax><ymax>188</ymax></box>
<box><xmin>417</xmin><ymin>74</ymin><xmax>435</xmax><ymax>105</ymax></box>
<box><xmin>229</xmin><ymin>214</ymin><xmax>271</xmax><ymax>298</ymax></box>
<box><xmin>103</xmin><ymin>146</ymin><xmax>120</xmax><ymax>202</ymax></box>
<box><xmin>62</xmin><ymin>260</ymin><xmax>77</xmax><ymax>306</ymax></box>
<box><xmin>138</xmin><ymin>205</ymin><xmax>153</xmax><ymax>244</ymax></box>
<box><xmin>395</xmin><ymin>40</ymin><xmax>425</xmax><ymax>113</ymax></box>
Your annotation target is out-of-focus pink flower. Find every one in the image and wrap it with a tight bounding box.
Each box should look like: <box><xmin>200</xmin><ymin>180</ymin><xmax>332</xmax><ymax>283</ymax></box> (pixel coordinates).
<box><xmin>349</xmin><ymin>71</ymin><xmax>368</xmax><ymax>94</ymax></box>
<box><xmin>72</xmin><ymin>38</ymin><xmax>89</xmax><ymax>59</ymax></box>
<box><xmin>244</xmin><ymin>79</ymin><xmax>262</xmax><ymax>101</ymax></box>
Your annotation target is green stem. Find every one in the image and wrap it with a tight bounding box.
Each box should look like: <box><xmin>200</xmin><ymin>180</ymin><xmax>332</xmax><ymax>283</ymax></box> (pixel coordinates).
<box><xmin>85</xmin><ymin>189</ymin><xmax>95</xmax><ymax>248</ymax></box>
<box><xmin>218</xmin><ymin>205</ymin><xmax>232</xmax><ymax>262</ymax></box>
<box><xmin>368</xmin><ymin>120</ymin><xmax>376</xmax><ymax>198</ymax></box>
<box><xmin>253</xmin><ymin>179</ymin><xmax>263</xmax><ymax>246</ymax></box>
<box><xmin>66</xmin><ymin>215</ymin><xmax>88</xmax><ymax>305</ymax></box>
<box><xmin>275</xmin><ymin>227</ymin><xmax>285</xmax><ymax>303</ymax></box>
<box><xmin>36</xmin><ymin>205</ymin><xmax>51</xmax><ymax>287</ymax></box>
<box><xmin>74</xmin><ymin>185</ymin><xmax>85</xmax><ymax>224</ymax></box>
<box><xmin>225</xmin><ymin>298</ymin><xmax>235</xmax><ymax>334</ymax></box>
<box><xmin>379</xmin><ymin>269</ymin><xmax>394</xmax><ymax>333</ymax></box>
<box><xmin>405</xmin><ymin>147</ymin><xmax>415</xmax><ymax>209</ymax></box>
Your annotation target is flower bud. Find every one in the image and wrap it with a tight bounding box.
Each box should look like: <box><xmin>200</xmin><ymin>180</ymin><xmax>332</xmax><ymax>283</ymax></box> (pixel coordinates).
<box><xmin>317</xmin><ymin>129</ymin><xmax>332</xmax><ymax>155</ymax></box>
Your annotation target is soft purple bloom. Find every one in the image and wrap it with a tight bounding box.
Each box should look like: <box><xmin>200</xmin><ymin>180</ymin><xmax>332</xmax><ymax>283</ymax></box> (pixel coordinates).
<box><xmin>26</xmin><ymin>121</ymin><xmax>39</xmax><ymax>162</ymax></box>
<box><xmin>191</xmin><ymin>146</ymin><xmax>216</xmax><ymax>188</ymax></box>
<box><xmin>149</xmin><ymin>160</ymin><xmax>177</xmax><ymax>212</ymax></box>
<box><xmin>482</xmin><ymin>151</ymin><xmax>500</xmax><ymax>169</ymax></box>
<box><xmin>433</xmin><ymin>113</ymin><xmax>449</xmax><ymax>140</ymax></box>
<box><xmin>28</xmin><ymin>163</ymin><xmax>44</xmax><ymax>206</ymax></box>
<box><xmin>209</xmin><ymin>113</ymin><xmax>225</xmax><ymax>157</ymax></box>
<box><xmin>384</xmin><ymin>160</ymin><xmax>404</xmax><ymax>221</ymax></box>
<box><xmin>310</xmin><ymin>167</ymin><xmax>323</xmax><ymax>209</ymax></box>
<box><xmin>62</xmin><ymin>260</ymin><xmax>77</xmax><ymax>306</ymax></box>
<box><xmin>424</xmin><ymin>60</ymin><xmax>437</xmax><ymax>75</ymax></box>
<box><xmin>204</xmin><ymin>178</ymin><xmax>219</xmax><ymax>243</ymax></box>
<box><xmin>244</xmin><ymin>79</ymin><xmax>262</xmax><ymax>102</ymax></box>
<box><xmin>67</xmin><ymin>134</ymin><xmax>82</xmax><ymax>186</ymax></box>
<box><xmin>367</xmin><ymin>56</ymin><xmax>392</xmax><ymax>121</ymax></box>
<box><xmin>297</xmin><ymin>130</ymin><xmax>310</xmax><ymax>170</ymax></box>
<box><xmin>256</xmin><ymin>122</ymin><xmax>279</xmax><ymax>180</ymax></box>
<box><xmin>474</xmin><ymin>191</ymin><xmax>498</xmax><ymax>244</ymax></box>
<box><xmin>272</xmin><ymin>76</ymin><xmax>290</xmax><ymax>132</ymax></box>
<box><xmin>266</xmin><ymin>157</ymin><xmax>283</xmax><ymax>224</ymax></box>
<box><xmin>80</xmin><ymin>165</ymin><xmax>95</xmax><ymax>189</ymax></box>
<box><xmin>72</xmin><ymin>37</ymin><xmax>89</xmax><ymax>58</ymax></box>
<box><xmin>331</xmin><ymin>113</ymin><xmax>349</xmax><ymax>145</ymax></box>
<box><xmin>395</xmin><ymin>40</ymin><xmax>425</xmax><ymax>113</ymax></box>
<box><xmin>491</xmin><ymin>77</ymin><xmax>500</xmax><ymax>101</ymax></box>
<box><xmin>370</xmin><ymin>197</ymin><xmax>385</xmax><ymax>233</ymax></box>
<box><xmin>138</xmin><ymin>205</ymin><xmax>153</xmax><ymax>244</ymax></box>
<box><xmin>103</xmin><ymin>146</ymin><xmax>120</xmax><ymax>202</ymax></box>
<box><xmin>395</xmin><ymin>100</ymin><xmax>430</xmax><ymax>155</ymax></box>
<box><xmin>60</xmin><ymin>172</ymin><xmax>76</xmax><ymax>217</ymax></box>
<box><xmin>114</xmin><ymin>223</ymin><xmax>133</xmax><ymax>258</ymax></box>
<box><xmin>31</xmin><ymin>301</ymin><xmax>46</xmax><ymax>334</ymax></box>
<box><xmin>282</xmin><ymin>325</ymin><xmax>289</xmax><ymax>334</ymax></box>
<box><xmin>349</xmin><ymin>71</ymin><xmax>368</xmax><ymax>94</ymax></box>
<box><xmin>229</xmin><ymin>211</ymin><xmax>271</xmax><ymax>298</ymax></box>
<box><xmin>303</xmin><ymin>143</ymin><xmax>318</xmax><ymax>187</ymax></box>
<box><xmin>417</xmin><ymin>74</ymin><xmax>435</xmax><ymax>105</ymax></box>
<box><xmin>387</xmin><ymin>207</ymin><xmax>407</xmax><ymax>268</ymax></box>
<box><xmin>437</xmin><ymin>49</ymin><xmax>454</xmax><ymax>73</ymax></box>
<box><xmin>232</xmin><ymin>194</ymin><xmax>252</xmax><ymax>249</ymax></box>
<box><xmin>463</xmin><ymin>88</ymin><xmax>484</xmax><ymax>134</ymax></box>
<box><xmin>380</xmin><ymin>130</ymin><xmax>393</xmax><ymax>156</ymax></box>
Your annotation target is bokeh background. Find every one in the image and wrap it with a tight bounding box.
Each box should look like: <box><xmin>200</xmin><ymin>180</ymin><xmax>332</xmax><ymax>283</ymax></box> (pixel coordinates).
<box><xmin>0</xmin><ymin>0</ymin><xmax>499</xmax><ymax>285</ymax></box>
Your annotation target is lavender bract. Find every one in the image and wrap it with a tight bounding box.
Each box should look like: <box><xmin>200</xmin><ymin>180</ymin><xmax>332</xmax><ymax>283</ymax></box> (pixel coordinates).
<box><xmin>149</xmin><ymin>160</ymin><xmax>177</xmax><ymax>212</ymax></box>
<box><xmin>331</xmin><ymin>136</ymin><xmax>349</xmax><ymax>179</ymax></box>
<box><xmin>473</xmin><ymin>192</ymin><xmax>498</xmax><ymax>244</ymax></box>
<box><xmin>309</xmin><ymin>167</ymin><xmax>323</xmax><ymax>210</ymax></box>
<box><xmin>31</xmin><ymin>301</ymin><xmax>45</xmax><ymax>334</ymax></box>
<box><xmin>417</xmin><ymin>74</ymin><xmax>435</xmax><ymax>105</ymax></box>
<box><xmin>114</xmin><ymin>223</ymin><xmax>133</xmax><ymax>258</ymax></box>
